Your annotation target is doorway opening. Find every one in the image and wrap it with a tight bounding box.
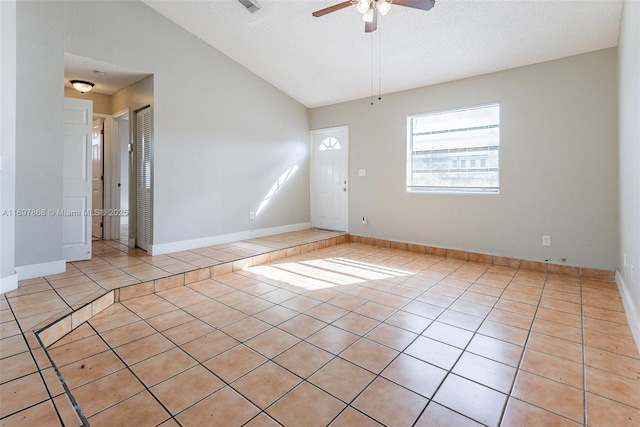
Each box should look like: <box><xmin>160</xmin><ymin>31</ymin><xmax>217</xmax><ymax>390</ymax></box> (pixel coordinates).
<box><xmin>92</xmin><ymin>117</ymin><xmax>105</xmax><ymax>239</ymax></box>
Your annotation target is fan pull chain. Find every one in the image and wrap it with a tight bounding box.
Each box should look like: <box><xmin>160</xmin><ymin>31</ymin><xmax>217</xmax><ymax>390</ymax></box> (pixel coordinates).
<box><xmin>378</xmin><ymin>27</ymin><xmax>382</xmax><ymax>102</ymax></box>
<box><xmin>370</xmin><ymin>31</ymin><xmax>374</xmax><ymax>106</ymax></box>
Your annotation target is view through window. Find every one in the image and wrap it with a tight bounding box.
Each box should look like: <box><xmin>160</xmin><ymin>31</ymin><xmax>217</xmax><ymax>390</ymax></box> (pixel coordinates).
<box><xmin>407</xmin><ymin>103</ymin><xmax>500</xmax><ymax>193</ymax></box>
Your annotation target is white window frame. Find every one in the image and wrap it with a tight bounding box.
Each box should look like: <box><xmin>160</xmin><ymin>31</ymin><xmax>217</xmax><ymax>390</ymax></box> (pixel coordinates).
<box><xmin>406</xmin><ymin>103</ymin><xmax>500</xmax><ymax>194</ymax></box>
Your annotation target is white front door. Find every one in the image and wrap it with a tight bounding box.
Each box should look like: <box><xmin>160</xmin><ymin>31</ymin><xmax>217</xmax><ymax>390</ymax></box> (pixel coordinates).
<box><xmin>311</xmin><ymin>126</ymin><xmax>348</xmax><ymax>231</ymax></box>
<box><xmin>91</xmin><ymin>118</ymin><xmax>104</xmax><ymax>239</ymax></box>
<box><xmin>63</xmin><ymin>98</ymin><xmax>93</xmax><ymax>261</ymax></box>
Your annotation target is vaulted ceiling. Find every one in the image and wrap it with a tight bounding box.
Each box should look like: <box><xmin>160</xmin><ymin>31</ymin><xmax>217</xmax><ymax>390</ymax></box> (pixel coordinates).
<box><xmin>72</xmin><ymin>1</ymin><xmax>624</xmax><ymax>108</ymax></box>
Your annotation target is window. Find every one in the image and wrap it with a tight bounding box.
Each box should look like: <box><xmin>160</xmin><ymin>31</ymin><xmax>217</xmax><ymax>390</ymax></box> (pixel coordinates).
<box><xmin>407</xmin><ymin>103</ymin><xmax>500</xmax><ymax>193</ymax></box>
<box><xmin>319</xmin><ymin>137</ymin><xmax>341</xmax><ymax>151</ymax></box>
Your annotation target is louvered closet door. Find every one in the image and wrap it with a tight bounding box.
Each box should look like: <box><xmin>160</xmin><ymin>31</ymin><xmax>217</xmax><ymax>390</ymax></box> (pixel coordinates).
<box><xmin>136</xmin><ymin>107</ymin><xmax>152</xmax><ymax>251</ymax></box>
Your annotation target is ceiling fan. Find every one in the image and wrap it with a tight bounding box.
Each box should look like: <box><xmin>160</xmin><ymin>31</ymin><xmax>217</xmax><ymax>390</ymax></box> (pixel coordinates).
<box><xmin>312</xmin><ymin>0</ymin><xmax>436</xmax><ymax>33</ymax></box>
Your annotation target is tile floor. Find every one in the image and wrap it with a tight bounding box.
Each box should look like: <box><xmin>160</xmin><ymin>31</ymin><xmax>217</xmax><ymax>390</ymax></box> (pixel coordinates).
<box><xmin>3</xmin><ymin>236</ymin><xmax>638</xmax><ymax>426</ymax></box>
<box><xmin>0</xmin><ymin>229</ymin><xmax>344</xmax><ymax>426</ymax></box>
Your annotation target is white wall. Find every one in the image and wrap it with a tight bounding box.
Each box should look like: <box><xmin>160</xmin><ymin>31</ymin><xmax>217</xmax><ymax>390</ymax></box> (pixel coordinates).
<box><xmin>14</xmin><ymin>0</ymin><xmax>65</xmax><ymax>273</ymax></box>
<box><xmin>64</xmin><ymin>1</ymin><xmax>310</xmax><ymax>248</ymax></box>
<box><xmin>11</xmin><ymin>0</ymin><xmax>310</xmax><ymax>269</ymax></box>
<box><xmin>1</xmin><ymin>0</ymin><xmax>17</xmax><ymax>292</ymax></box>
<box><xmin>309</xmin><ymin>48</ymin><xmax>619</xmax><ymax>270</ymax></box>
<box><xmin>617</xmin><ymin>0</ymin><xmax>640</xmax><ymax>345</ymax></box>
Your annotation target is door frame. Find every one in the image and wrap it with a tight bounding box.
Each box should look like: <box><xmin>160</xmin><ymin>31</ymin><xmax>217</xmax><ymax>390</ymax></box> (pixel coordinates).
<box><xmin>105</xmin><ymin>109</ymin><xmax>130</xmax><ymax>244</ymax></box>
<box><xmin>91</xmin><ymin>115</ymin><xmax>106</xmax><ymax>239</ymax></box>
<box><xmin>310</xmin><ymin>125</ymin><xmax>350</xmax><ymax>232</ymax></box>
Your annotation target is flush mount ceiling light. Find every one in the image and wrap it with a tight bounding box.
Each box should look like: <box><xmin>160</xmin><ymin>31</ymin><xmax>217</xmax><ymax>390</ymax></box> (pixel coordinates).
<box><xmin>313</xmin><ymin>0</ymin><xmax>435</xmax><ymax>32</ymax></box>
<box><xmin>70</xmin><ymin>80</ymin><xmax>95</xmax><ymax>93</ymax></box>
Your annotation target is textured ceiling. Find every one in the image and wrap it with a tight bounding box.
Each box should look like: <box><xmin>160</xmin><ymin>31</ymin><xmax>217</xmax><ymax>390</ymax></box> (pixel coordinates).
<box><xmin>64</xmin><ymin>53</ymin><xmax>151</xmax><ymax>95</ymax></box>
<box><xmin>101</xmin><ymin>1</ymin><xmax>621</xmax><ymax>107</ymax></box>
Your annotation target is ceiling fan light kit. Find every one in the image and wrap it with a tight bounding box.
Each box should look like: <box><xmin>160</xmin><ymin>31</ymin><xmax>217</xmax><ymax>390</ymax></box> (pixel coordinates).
<box><xmin>312</xmin><ymin>0</ymin><xmax>435</xmax><ymax>32</ymax></box>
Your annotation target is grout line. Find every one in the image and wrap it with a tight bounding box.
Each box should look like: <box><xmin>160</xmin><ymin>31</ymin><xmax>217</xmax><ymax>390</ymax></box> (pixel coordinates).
<box><xmin>580</xmin><ymin>275</ymin><xmax>588</xmax><ymax>426</ymax></box>
<box><xmin>34</xmin><ymin>330</ymin><xmax>89</xmax><ymax>427</ymax></box>
<box><xmin>495</xmin><ymin>268</ymin><xmax>549</xmax><ymax>426</ymax></box>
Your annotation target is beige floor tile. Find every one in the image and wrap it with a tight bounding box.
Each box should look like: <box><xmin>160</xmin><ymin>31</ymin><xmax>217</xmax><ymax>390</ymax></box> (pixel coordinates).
<box><xmin>520</xmin><ymin>348</ymin><xmax>583</xmax><ymax>389</ymax></box>
<box><xmin>340</xmin><ymin>338</ymin><xmax>398</xmax><ymax>373</ymax></box>
<box><xmin>180</xmin><ymin>330</ymin><xmax>239</xmax><ymax>362</ymax></box>
<box><xmin>333</xmin><ymin>312</ymin><xmax>380</xmax><ymax>335</ymax></box>
<box><xmin>329</xmin><ymin>407</ymin><xmax>383</xmax><ymax>426</ymax></box>
<box><xmin>151</xmin><ymin>365</ymin><xmax>224</xmax><ymax>414</ymax></box>
<box><xmin>433</xmin><ymin>374</ymin><xmax>507</xmax><ymax>427</ymax></box>
<box><xmin>114</xmin><ymin>333</ymin><xmax>175</xmax><ymax>365</ymax></box>
<box><xmin>72</xmin><ymin>369</ymin><xmax>145</xmax><ymax>417</ymax></box>
<box><xmin>267</xmin><ymin>382</ymin><xmax>345</xmax><ymax>427</ymax></box>
<box><xmin>253</xmin><ymin>305</ymin><xmax>299</xmax><ymax>326</ymax></box>
<box><xmin>0</xmin><ymin>373</ymin><xmax>50</xmax><ymax>418</ymax></box>
<box><xmin>309</xmin><ymin>357</ymin><xmax>375</xmax><ymax>403</ymax></box>
<box><xmin>130</xmin><ymin>347</ymin><xmax>196</xmax><ymax>386</ymax></box>
<box><xmin>221</xmin><ymin>316</ymin><xmax>272</xmax><ymax>342</ymax></box>
<box><xmin>405</xmin><ymin>336</ymin><xmax>463</xmax><ymax>370</ymax></box>
<box><xmin>512</xmin><ymin>371</ymin><xmax>584</xmax><ymax>423</ymax></box>
<box><xmin>176</xmin><ymin>386</ymin><xmax>259</xmax><ymax>427</ymax></box>
<box><xmin>306</xmin><ymin>325</ymin><xmax>359</xmax><ymax>355</ymax></box>
<box><xmin>244</xmin><ymin>413</ymin><xmax>281</xmax><ymax>427</ymax></box>
<box><xmin>162</xmin><ymin>318</ymin><xmax>215</xmax><ymax>346</ymax></box>
<box><xmin>48</xmin><ymin>334</ymin><xmax>109</xmax><ymax>368</ymax></box>
<box><xmin>526</xmin><ymin>331</ymin><xmax>583</xmax><ymax>363</ymax></box>
<box><xmin>453</xmin><ymin>352</ymin><xmax>518</xmax><ymax>393</ymax></box>
<box><xmin>586</xmin><ymin>366</ymin><xmax>640</xmax><ymax>408</ymax></box>
<box><xmin>88</xmin><ymin>391</ymin><xmax>170</xmax><ymax>427</ymax></box>
<box><xmin>99</xmin><ymin>320</ymin><xmax>156</xmax><ymax>347</ymax></box>
<box><xmin>200</xmin><ymin>306</ymin><xmax>247</xmax><ymax>328</ymax></box>
<box><xmin>203</xmin><ymin>344</ymin><xmax>267</xmax><ymax>383</ymax></box>
<box><xmin>0</xmin><ymin>399</ymin><xmax>60</xmax><ymax>426</ymax></box>
<box><xmin>584</xmin><ymin>345</ymin><xmax>640</xmax><ymax>381</ymax></box>
<box><xmin>59</xmin><ymin>350</ymin><xmax>125</xmax><ymax>389</ymax></box>
<box><xmin>415</xmin><ymin>402</ymin><xmax>484</xmax><ymax>427</ymax></box>
<box><xmin>273</xmin><ymin>341</ymin><xmax>333</xmax><ymax>378</ymax></box>
<box><xmin>0</xmin><ymin>351</ymin><xmax>38</xmax><ymax>384</ymax></box>
<box><xmin>232</xmin><ymin>361</ymin><xmax>301</xmax><ymax>409</ymax></box>
<box><xmin>383</xmin><ymin>310</ymin><xmax>433</xmax><ymax>334</ymax></box>
<box><xmin>305</xmin><ymin>303</ymin><xmax>349</xmax><ymax>323</ymax></box>
<box><xmin>423</xmin><ymin>321</ymin><xmax>474</xmax><ymax>349</ymax></box>
<box><xmin>353</xmin><ymin>377</ymin><xmax>428</xmax><ymax>427</ymax></box>
<box><xmin>502</xmin><ymin>397</ymin><xmax>581</xmax><ymax>427</ymax></box>
<box><xmin>586</xmin><ymin>392</ymin><xmax>640</xmax><ymax>427</ymax></box>
<box><xmin>244</xmin><ymin>327</ymin><xmax>300</xmax><ymax>358</ymax></box>
<box><xmin>381</xmin><ymin>353</ymin><xmax>447</xmax><ymax>398</ymax></box>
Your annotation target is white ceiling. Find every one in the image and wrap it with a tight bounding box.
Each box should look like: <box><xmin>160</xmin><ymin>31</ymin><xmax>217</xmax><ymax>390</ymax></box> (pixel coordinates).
<box><xmin>64</xmin><ymin>53</ymin><xmax>151</xmax><ymax>95</ymax></box>
<box><xmin>63</xmin><ymin>1</ymin><xmax>623</xmax><ymax>105</ymax></box>
<box><xmin>139</xmin><ymin>0</ymin><xmax>623</xmax><ymax>108</ymax></box>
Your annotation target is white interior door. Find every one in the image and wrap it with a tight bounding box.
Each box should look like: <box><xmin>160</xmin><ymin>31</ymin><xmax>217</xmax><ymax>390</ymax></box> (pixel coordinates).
<box><xmin>311</xmin><ymin>126</ymin><xmax>348</xmax><ymax>231</ymax></box>
<box><xmin>63</xmin><ymin>98</ymin><xmax>93</xmax><ymax>261</ymax></box>
<box><xmin>136</xmin><ymin>107</ymin><xmax>152</xmax><ymax>251</ymax></box>
<box><xmin>91</xmin><ymin>118</ymin><xmax>104</xmax><ymax>239</ymax></box>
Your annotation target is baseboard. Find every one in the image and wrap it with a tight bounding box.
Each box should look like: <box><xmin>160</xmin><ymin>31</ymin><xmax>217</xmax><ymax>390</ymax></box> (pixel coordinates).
<box><xmin>149</xmin><ymin>222</ymin><xmax>313</xmax><ymax>256</ymax></box>
<box><xmin>0</xmin><ymin>272</ymin><xmax>18</xmax><ymax>294</ymax></box>
<box><xmin>616</xmin><ymin>270</ymin><xmax>640</xmax><ymax>354</ymax></box>
<box><xmin>15</xmin><ymin>260</ymin><xmax>66</xmax><ymax>281</ymax></box>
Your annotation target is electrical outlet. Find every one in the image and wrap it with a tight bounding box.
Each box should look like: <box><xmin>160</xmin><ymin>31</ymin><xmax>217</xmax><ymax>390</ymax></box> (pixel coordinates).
<box><xmin>542</xmin><ymin>235</ymin><xmax>551</xmax><ymax>246</ymax></box>
<box><xmin>362</xmin><ymin>216</ymin><xmax>367</xmax><ymax>224</ymax></box>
